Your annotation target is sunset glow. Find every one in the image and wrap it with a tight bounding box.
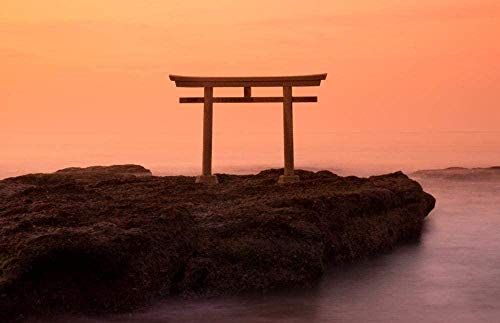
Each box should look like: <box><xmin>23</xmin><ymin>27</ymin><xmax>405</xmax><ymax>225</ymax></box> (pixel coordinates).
<box><xmin>3</xmin><ymin>1</ymin><xmax>500</xmax><ymax>132</ymax></box>
<box><xmin>1</xmin><ymin>1</ymin><xmax>500</xmax><ymax>177</ymax></box>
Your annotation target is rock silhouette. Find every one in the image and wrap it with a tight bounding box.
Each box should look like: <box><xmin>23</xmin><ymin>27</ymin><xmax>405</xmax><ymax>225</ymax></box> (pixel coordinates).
<box><xmin>412</xmin><ymin>166</ymin><xmax>500</xmax><ymax>181</ymax></box>
<box><xmin>0</xmin><ymin>165</ymin><xmax>435</xmax><ymax>320</ymax></box>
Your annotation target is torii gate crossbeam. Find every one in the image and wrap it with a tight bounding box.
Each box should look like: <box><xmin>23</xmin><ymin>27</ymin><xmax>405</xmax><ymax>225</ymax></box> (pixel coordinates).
<box><xmin>169</xmin><ymin>73</ymin><xmax>327</xmax><ymax>184</ymax></box>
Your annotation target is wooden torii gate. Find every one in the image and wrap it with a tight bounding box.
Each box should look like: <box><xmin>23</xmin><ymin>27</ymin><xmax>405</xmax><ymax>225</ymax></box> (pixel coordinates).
<box><xmin>169</xmin><ymin>73</ymin><xmax>327</xmax><ymax>184</ymax></box>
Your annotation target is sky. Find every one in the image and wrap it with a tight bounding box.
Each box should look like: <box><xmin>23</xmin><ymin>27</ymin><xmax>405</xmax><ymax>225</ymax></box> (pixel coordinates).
<box><xmin>1</xmin><ymin>1</ymin><xmax>500</xmax><ymax>178</ymax></box>
<box><xmin>2</xmin><ymin>0</ymin><xmax>499</xmax><ymax>135</ymax></box>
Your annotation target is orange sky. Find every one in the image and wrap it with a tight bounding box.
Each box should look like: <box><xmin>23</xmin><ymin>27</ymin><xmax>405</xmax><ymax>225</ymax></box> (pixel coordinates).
<box><xmin>1</xmin><ymin>0</ymin><xmax>500</xmax><ymax>135</ymax></box>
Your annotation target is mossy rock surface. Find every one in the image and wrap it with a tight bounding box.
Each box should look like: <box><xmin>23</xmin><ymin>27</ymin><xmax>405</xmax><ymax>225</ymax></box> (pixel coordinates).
<box><xmin>0</xmin><ymin>166</ymin><xmax>435</xmax><ymax>320</ymax></box>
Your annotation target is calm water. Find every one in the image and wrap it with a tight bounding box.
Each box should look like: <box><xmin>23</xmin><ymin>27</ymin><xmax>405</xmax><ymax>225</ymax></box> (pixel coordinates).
<box><xmin>7</xmin><ymin>131</ymin><xmax>500</xmax><ymax>322</ymax></box>
<box><xmin>2</xmin><ymin>131</ymin><xmax>500</xmax><ymax>178</ymax></box>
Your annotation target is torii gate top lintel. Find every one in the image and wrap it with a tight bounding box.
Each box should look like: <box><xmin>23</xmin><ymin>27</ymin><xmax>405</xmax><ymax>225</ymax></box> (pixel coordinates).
<box><xmin>169</xmin><ymin>73</ymin><xmax>327</xmax><ymax>184</ymax></box>
<box><xmin>169</xmin><ymin>74</ymin><xmax>327</xmax><ymax>87</ymax></box>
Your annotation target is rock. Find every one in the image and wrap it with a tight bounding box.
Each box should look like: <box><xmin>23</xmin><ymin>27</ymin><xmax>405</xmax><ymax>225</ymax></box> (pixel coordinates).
<box><xmin>412</xmin><ymin>166</ymin><xmax>500</xmax><ymax>181</ymax></box>
<box><xmin>0</xmin><ymin>166</ymin><xmax>435</xmax><ymax>320</ymax></box>
<box><xmin>55</xmin><ymin>164</ymin><xmax>153</xmax><ymax>177</ymax></box>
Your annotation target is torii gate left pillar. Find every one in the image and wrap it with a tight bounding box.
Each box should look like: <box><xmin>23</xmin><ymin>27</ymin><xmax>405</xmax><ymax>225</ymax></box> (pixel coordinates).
<box><xmin>201</xmin><ymin>86</ymin><xmax>216</xmax><ymax>183</ymax></box>
<box><xmin>169</xmin><ymin>74</ymin><xmax>327</xmax><ymax>184</ymax></box>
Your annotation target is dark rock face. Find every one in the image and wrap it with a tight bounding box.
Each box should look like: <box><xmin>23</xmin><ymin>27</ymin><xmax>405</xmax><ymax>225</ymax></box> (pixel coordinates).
<box><xmin>0</xmin><ymin>166</ymin><xmax>435</xmax><ymax>320</ymax></box>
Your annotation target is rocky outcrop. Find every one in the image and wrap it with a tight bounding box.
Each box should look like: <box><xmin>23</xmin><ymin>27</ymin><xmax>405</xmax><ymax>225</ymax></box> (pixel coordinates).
<box><xmin>0</xmin><ymin>166</ymin><xmax>435</xmax><ymax>320</ymax></box>
<box><xmin>412</xmin><ymin>166</ymin><xmax>500</xmax><ymax>181</ymax></box>
<box><xmin>55</xmin><ymin>164</ymin><xmax>153</xmax><ymax>178</ymax></box>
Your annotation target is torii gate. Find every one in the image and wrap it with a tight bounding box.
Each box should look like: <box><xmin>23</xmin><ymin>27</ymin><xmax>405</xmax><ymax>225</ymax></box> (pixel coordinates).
<box><xmin>169</xmin><ymin>74</ymin><xmax>327</xmax><ymax>184</ymax></box>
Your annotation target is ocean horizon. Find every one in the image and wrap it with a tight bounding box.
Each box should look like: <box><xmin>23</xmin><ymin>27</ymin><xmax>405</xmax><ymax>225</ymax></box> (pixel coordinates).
<box><xmin>2</xmin><ymin>130</ymin><xmax>499</xmax><ymax>179</ymax></box>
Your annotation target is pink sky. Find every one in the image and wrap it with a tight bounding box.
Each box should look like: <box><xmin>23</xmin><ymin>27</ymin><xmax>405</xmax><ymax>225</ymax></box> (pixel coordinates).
<box><xmin>1</xmin><ymin>0</ymin><xmax>500</xmax><ymax>136</ymax></box>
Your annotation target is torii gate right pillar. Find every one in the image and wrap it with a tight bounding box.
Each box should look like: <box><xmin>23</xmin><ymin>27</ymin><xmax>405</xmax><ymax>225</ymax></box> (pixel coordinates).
<box><xmin>279</xmin><ymin>86</ymin><xmax>300</xmax><ymax>184</ymax></box>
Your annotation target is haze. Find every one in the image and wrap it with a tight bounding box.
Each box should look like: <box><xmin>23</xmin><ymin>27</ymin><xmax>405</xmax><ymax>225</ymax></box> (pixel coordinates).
<box><xmin>1</xmin><ymin>1</ymin><xmax>499</xmax><ymax>177</ymax></box>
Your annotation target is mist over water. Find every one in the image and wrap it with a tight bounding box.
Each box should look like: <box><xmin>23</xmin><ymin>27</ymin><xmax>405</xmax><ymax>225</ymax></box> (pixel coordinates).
<box><xmin>2</xmin><ymin>131</ymin><xmax>499</xmax><ymax>179</ymax></box>
<box><xmin>8</xmin><ymin>131</ymin><xmax>500</xmax><ymax>322</ymax></box>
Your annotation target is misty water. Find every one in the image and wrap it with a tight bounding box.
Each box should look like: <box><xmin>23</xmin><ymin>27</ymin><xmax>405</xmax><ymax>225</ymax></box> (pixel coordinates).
<box><xmin>2</xmin><ymin>131</ymin><xmax>500</xmax><ymax>179</ymax></box>
<box><xmin>8</xmin><ymin>131</ymin><xmax>499</xmax><ymax>322</ymax></box>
